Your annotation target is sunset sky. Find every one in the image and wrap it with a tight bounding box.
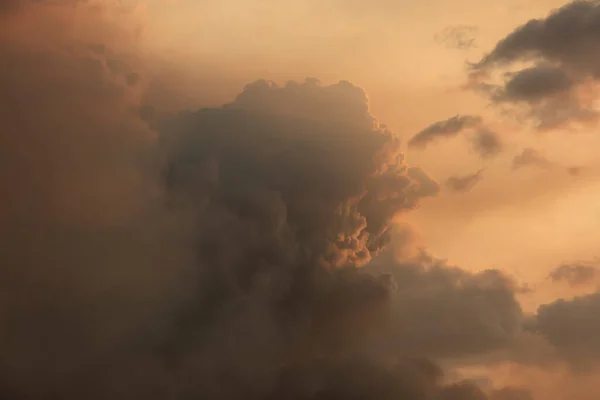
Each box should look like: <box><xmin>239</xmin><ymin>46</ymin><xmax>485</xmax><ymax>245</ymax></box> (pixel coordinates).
<box><xmin>2</xmin><ymin>1</ymin><xmax>600</xmax><ymax>399</ymax></box>
<box><xmin>138</xmin><ymin>0</ymin><xmax>600</xmax><ymax>302</ymax></box>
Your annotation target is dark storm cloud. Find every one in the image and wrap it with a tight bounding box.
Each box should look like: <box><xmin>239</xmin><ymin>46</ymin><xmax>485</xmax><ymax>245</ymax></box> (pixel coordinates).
<box><xmin>0</xmin><ymin>3</ymin><xmax>532</xmax><ymax>398</ymax></box>
<box><xmin>548</xmin><ymin>262</ymin><xmax>600</xmax><ymax>286</ymax></box>
<box><xmin>471</xmin><ymin>129</ymin><xmax>503</xmax><ymax>158</ymax></box>
<box><xmin>528</xmin><ymin>291</ymin><xmax>600</xmax><ymax>367</ymax></box>
<box><xmin>408</xmin><ymin>114</ymin><xmax>482</xmax><ymax>148</ymax></box>
<box><xmin>446</xmin><ymin>169</ymin><xmax>485</xmax><ymax>193</ymax></box>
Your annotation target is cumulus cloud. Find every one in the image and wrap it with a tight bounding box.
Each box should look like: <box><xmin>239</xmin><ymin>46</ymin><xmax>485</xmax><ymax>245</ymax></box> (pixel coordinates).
<box><xmin>0</xmin><ymin>2</ymin><xmax>543</xmax><ymax>398</ymax></box>
<box><xmin>549</xmin><ymin>262</ymin><xmax>600</xmax><ymax>286</ymax></box>
<box><xmin>528</xmin><ymin>291</ymin><xmax>600</xmax><ymax>367</ymax></box>
<box><xmin>369</xmin><ymin>257</ymin><xmax>524</xmax><ymax>361</ymax></box>
<box><xmin>446</xmin><ymin>169</ymin><xmax>485</xmax><ymax>193</ymax></box>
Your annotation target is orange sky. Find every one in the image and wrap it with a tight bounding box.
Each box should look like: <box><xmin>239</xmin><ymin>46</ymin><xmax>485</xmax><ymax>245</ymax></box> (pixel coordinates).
<box><xmin>132</xmin><ymin>0</ymin><xmax>600</xmax><ymax>306</ymax></box>
<box><xmin>3</xmin><ymin>1</ymin><xmax>600</xmax><ymax>398</ymax></box>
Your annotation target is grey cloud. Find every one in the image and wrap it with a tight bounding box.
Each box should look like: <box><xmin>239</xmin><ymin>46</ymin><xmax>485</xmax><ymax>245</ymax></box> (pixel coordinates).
<box><xmin>408</xmin><ymin>114</ymin><xmax>482</xmax><ymax>148</ymax></box>
<box><xmin>471</xmin><ymin>1</ymin><xmax>600</xmax><ymax>130</ymax></box>
<box><xmin>369</xmin><ymin>256</ymin><xmax>524</xmax><ymax>361</ymax></box>
<box><xmin>475</xmin><ymin>1</ymin><xmax>600</xmax><ymax>76</ymax></box>
<box><xmin>471</xmin><ymin>129</ymin><xmax>503</xmax><ymax>158</ymax></box>
<box><xmin>0</xmin><ymin>4</ymin><xmax>533</xmax><ymax>398</ymax></box>
<box><xmin>549</xmin><ymin>262</ymin><xmax>600</xmax><ymax>286</ymax></box>
<box><xmin>529</xmin><ymin>291</ymin><xmax>600</xmax><ymax>367</ymax></box>
<box><xmin>435</xmin><ymin>25</ymin><xmax>478</xmax><ymax>50</ymax></box>
<box><xmin>512</xmin><ymin>148</ymin><xmax>553</xmax><ymax>169</ymax></box>
<box><xmin>446</xmin><ymin>169</ymin><xmax>485</xmax><ymax>193</ymax></box>
<box><xmin>496</xmin><ymin>66</ymin><xmax>573</xmax><ymax>103</ymax></box>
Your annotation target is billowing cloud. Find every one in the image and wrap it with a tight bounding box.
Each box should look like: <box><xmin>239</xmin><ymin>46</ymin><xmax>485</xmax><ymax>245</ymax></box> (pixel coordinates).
<box><xmin>0</xmin><ymin>3</ymin><xmax>534</xmax><ymax>398</ymax></box>
<box><xmin>549</xmin><ymin>262</ymin><xmax>600</xmax><ymax>286</ymax></box>
<box><xmin>370</xmin><ymin>257</ymin><xmax>524</xmax><ymax>360</ymax></box>
<box><xmin>2</xmin><ymin>1</ymin><xmax>568</xmax><ymax>398</ymax></box>
<box><xmin>446</xmin><ymin>169</ymin><xmax>485</xmax><ymax>193</ymax></box>
<box><xmin>408</xmin><ymin>114</ymin><xmax>482</xmax><ymax>148</ymax></box>
<box><xmin>529</xmin><ymin>291</ymin><xmax>600</xmax><ymax>367</ymax></box>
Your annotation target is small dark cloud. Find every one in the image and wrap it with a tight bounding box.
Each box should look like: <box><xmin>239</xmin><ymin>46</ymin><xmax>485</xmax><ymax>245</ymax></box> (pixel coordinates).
<box><xmin>548</xmin><ymin>263</ymin><xmax>600</xmax><ymax>286</ymax></box>
<box><xmin>512</xmin><ymin>148</ymin><xmax>553</xmax><ymax>170</ymax></box>
<box><xmin>471</xmin><ymin>129</ymin><xmax>503</xmax><ymax>158</ymax></box>
<box><xmin>408</xmin><ymin>115</ymin><xmax>482</xmax><ymax>148</ymax></box>
<box><xmin>446</xmin><ymin>169</ymin><xmax>485</xmax><ymax>193</ymax></box>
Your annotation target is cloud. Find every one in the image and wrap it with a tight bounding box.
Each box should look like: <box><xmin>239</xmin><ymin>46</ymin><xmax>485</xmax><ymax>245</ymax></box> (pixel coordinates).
<box><xmin>528</xmin><ymin>291</ymin><xmax>600</xmax><ymax>367</ymax></box>
<box><xmin>408</xmin><ymin>114</ymin><xmax>482</xmax><ymax>148</ymax></box>
<box><xmin>548</xmin><ymin>263</ymin><xmax>600</xmax><ymax>286</ymax></box>
<box><xmin>512</xmin><ymin>148</ymin><xmax>553</xmax><ymax>170</ymax></box>
<box><xmin>474</xmin><ymin>1</ymin><xmax>600</xmax><ymax>75</ymax></box>
<box><xmin>0</xmin><ymin>2</ymin><xmax>551</xmax><ymax>398</ymax></box>
<box><xmin>435</xmin><ymin>25</ymin><xmax>478</xmax><ymax>50</ymax></box>
<box><xmin>446</xmin><ymin>169</ymin><xmax>485</xmax><ymax>193</ymax></box>
<box><xmin>368</xmin><ymin>257</ymin><xmax>524</xmax><ymax>361</ymax></box>
<box><xmin>494</xmin><ymin>66</ymin><xmax>573</xmax><ymax>103</ymax></box>
<box><xmin>471</xmin><ymin>129</ymin><xmax>503</xmax><ymax>158</ymax></box>
<box><xmin>471</xmin><ymin>1</ymin><xmax>600</xmax><ymax>130</ymax></box>
<box><xmin>489</xmin><ymin>387</ymin><xmax>534</xmax><ymax>400</ymax></box>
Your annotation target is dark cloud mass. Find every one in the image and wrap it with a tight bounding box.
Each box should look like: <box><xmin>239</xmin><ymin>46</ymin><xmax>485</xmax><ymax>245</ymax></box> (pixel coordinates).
<box><xmin>475</xmin><ymin>0</ymin><xmax>600</xmax><ymax>75</ymax></box>
<box><xmin>408</xmin><ymin>114</ymin><xmax>482</xmax><ymax>148</ymax></box>
<box><xmin>549</xmin><ymin>263</ymin><xmax>600</xmax><ymax>286</ymax></box>
<box><xmin>0</xmin><ymin>3</ymin><xmax>535</xmax><ymax>398</ymax></box>
<box><xmin>497</xmin><ymin>66</ymin><xmax>573</xmax><ymax>103</ymax></box>
<box><xmin>472</xmin><ymin>1</ymin><xmax>600</xmax><ymax>130</ymax></box>
<box><xmin>529</xmin><ymin>291</ymin><xmax>600</xmax><ymax>366</ymax></box>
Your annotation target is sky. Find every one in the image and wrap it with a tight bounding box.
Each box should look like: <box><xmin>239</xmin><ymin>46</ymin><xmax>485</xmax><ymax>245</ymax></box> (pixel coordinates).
<box><xmin>1</xmin><ymin>0</ymin><xmax>600</xmax><ymax>399</ymax></box>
